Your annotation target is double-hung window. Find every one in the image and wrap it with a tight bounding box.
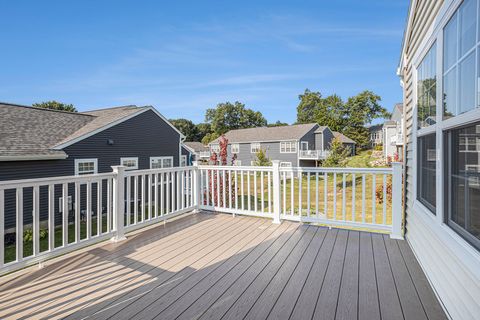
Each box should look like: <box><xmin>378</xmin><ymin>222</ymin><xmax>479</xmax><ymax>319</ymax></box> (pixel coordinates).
<box><xmin>210</xmin><ymin>144</ymin><xmax>220</xmax><ymax>153</ymax></box>
<box><xmin>121</xmin><ymin>157</ymin><xmax>138</xmax><ymax>170</ymax></box>
<box><xmin>75</xmin><ymin>159</ymin><xmax>98</xmax><ymax>175</ymax></box>
<box><xmin>250</xmin><ymin>143</ymin><xmax>260</xmax><ymax>153</ymax></box>
<box><xmin>231</xmin><ymin>144</ymin><xmax>240</xmax><ymax>154</ymax></box>
<box><xmin>280</xmin><ymin>141</ymin><xmax>296</xmax><ymax>153</ymax></box>
<box><xmin>150</xmin><ymin>156</ymin><xmax>173</xmax><ymax>169</ymax></box>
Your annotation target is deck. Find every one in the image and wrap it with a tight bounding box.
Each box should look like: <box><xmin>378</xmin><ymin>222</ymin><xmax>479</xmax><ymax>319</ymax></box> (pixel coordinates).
<box><xmin>0</xmin><ymin>212</ymin><xmax>446</xmax><ymax>320</ymax></box>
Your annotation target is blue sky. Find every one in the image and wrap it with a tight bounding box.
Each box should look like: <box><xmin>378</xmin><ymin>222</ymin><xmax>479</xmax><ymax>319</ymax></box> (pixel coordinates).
<box><xmin>0</xmin><ymin>0</ymin><xmax>408</xmax><ymax>124</ymax></box>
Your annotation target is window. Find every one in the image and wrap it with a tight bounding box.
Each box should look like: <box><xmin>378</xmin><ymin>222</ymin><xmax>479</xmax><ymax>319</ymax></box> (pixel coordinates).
<box><xmin>417</xmin><ymin>134</ymin><xmax>436</xmax><ymax>213</ymax></box>
<box><xmin>210</xmin><ymin>144</ymin><xmax>220</xmax><ymax>153</ymax></box>
<box><xmin>280</xmin><ymin>162</ymin><xmax>292</xmax><ymax>167</ymax></box>
<box><xmin>75</xmin><ymin>159</ymin><xmax>97</xmax><ymax>175</ymax></box>
<box><xmin>280</xmin><ymin>141</ymin><xmax>297</xmax><ymax>153</ymax></box>
<box><xmin>150</xmin><ymin>156</ymin><xmax>173</xmax><ymax>169</ymax></box>
<box><xmin>445</xmin><ymin>122</ymin><xmax>480</xmax><ymax>250</ymax></box>
<box><xmin>231</xmin><ymin>144</ymin><xmax>240</xmax><ymax>154</ymax></box>
<box><xmin>301</xmin><ymin>141</ymin><xmax>309</xmax><ymax>150</ymax></box>
<box><xmin>181</xmin><ymin>155</ymin><xmax>187</xmax><ymax>167</ymax></box>
<box><xmin>251</xmin><ymin>143</ymin><xmax>261</xmax><ymax>153</ymax></box>
<box><xmin>417</xmin><ymin>43</ymin><xmax>437</xmax><ymax>128</ymax></box>
<box><xmin>120</xmin><ymin>157</ymin><xmax>138</xmax><ymax>170</ymax></box>
<box><xmin>443</xmin><ymin>0</ymin><xmax>478</xmax><ymax>119</ymax></box>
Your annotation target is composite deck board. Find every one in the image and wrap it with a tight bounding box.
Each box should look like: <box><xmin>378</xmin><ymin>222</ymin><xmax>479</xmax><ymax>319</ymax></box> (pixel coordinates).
<box><xmin>358</xmin><ymin>232</ymin><xmax>381</xmax><ymax>320</ymax></box>
<box><xmin>0</xmin><ymin>213</ymin><xmax>447</xmax><ymax>320</ymax></box>
<box><xmin>335</xmin><ymin>231</ymin><xmax>360</xmax><ymax>320</ymax></box>
<box><xmin>384</xmin><ymin>235</ymin><xmax>428</xmax><ymax>320</ymax></box>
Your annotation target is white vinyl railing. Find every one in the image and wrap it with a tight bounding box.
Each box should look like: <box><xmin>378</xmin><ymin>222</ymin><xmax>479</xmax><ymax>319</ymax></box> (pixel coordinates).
<box><xmin>0</xmin><ymin>161</ymin><xmax>402</xmax><ymax>275</ymax></box>
<box><xmin>298</xmin><ymin>150</ymin><xmax>330</xmax><ymax>159</ymax></box>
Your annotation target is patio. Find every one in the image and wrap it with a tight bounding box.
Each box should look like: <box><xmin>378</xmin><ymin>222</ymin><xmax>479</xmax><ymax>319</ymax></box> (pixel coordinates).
<box><xmin>0</xmin><ymin>212</ymin><xmax>446</xmax><ymax>320</ymax></box>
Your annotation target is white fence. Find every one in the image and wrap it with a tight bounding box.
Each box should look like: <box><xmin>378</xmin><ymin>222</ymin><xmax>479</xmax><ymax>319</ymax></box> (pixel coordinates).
<box><xmin>0</xmin><ymin>162</ymin><xmax>402</xmax><ymax>275</ymax></box>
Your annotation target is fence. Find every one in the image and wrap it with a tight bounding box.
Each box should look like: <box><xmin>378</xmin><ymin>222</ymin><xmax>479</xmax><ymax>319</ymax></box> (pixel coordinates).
<box><xmin>0</xmin><ymin>162</ymin><xmax>402</xmax><ymax>275</ymax></box>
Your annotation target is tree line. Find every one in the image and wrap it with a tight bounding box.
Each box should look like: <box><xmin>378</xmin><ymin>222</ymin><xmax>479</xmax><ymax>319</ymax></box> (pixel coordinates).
<box><xmin>32</xmin><ymin>88</ymin><xmax>389</xmax><ymax>148</ymax></box>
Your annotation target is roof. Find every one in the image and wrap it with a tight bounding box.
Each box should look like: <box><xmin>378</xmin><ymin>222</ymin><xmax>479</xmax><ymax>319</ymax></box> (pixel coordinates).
<box><xmin>394</xmin><ymin>103</ymin><xmax>403</xmax><ymax>114</ymax></box>
<box><xmin>184</xmin><ymin>141</ymin><xmax>209</xmax><ymax>152</ymax></box>
<box><xmin>211</xmin><ymin>123</ymin><xmax>318</xmax><ymax>144</ymax></box>
<box><xmin>314</xmin><ymin>126</ymin><xmax>329</xmax><ymax>133</ymax></box>
<box><xmin>383</xmin><ymin>120</ymin><xmax>397</xmax><ymax>126</ymax></box>
<box><xmin>333</xmin><ymin>131</ymin><xmax>356</xmax><ymax>144</ymax></box>
<box><xmin>0</xmin><ymin>102</ymin><xmax>176</xmax><ymax>161</ymax></box>
<box><xmin>368</xmin><ymin>124</ymin><xmax>383</xmax><ymax>132</ymax></box>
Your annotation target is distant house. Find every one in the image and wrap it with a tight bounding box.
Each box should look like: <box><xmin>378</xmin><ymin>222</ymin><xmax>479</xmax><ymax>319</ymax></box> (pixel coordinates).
<box><xmin>209</xmin><ymin>123</ymin><xmax>356</xmax><ymax>167</ymax></box>
<box><xmin>382</xmin><ymin>103</ymin><xmax>404</xmax><ymax>160</ymax></box>
<box><xmin>332</xmin><ymin>131</ymin><xmax>356</xmax><ymax>155</ymax></box>
<box><xmin>182</xmin><ymin>142</ymin><xmax>211</xmax><ymax>164</ymax></box>
<box><xmin>0</xmin><ymin>102</ymin><xmax>185</xmax><ymax>181</ymax></box>
<box><xmin>368</xmin><ymin>124</ymin><xmax>383</xmax><ymax>147</ymax></box>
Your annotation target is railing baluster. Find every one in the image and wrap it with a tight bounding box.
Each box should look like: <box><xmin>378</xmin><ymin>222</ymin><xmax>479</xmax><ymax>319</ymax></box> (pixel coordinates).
<box><xmin>241</xmin><ymin>170</ymin><xmax>244</xmax><ymax>211</ymax></box>
<box><xmin>383</xmin><ymin>174</ymin><xmax>387</xmax><ymax>225</ymax></box>
<box><xmin>282</xmin><ymin>171</ymin><xmax>286</xmax><ymax>215</ymax></box>
<box><xmin>166</xmin><ymin>172</ymin><xmax>171</xmax><ymax>213</ymax></box>
<box><xmin>362</xmin><ymin>174</ymin><xmax>366</xmax><ymax>223</ymax></box>
<box><xmin>148</xmin><ymin>174</ymin><xmax>153</xmax><ymax>219</ymax></box>
<box><xmin>247</xmin><ymin>170</ymin><xmax>251</xmax><ymax>211</ymax></box>
<box><xmin>267</xmin><ymin>171</ymin><xmax>271</xmax><ymax>214</ymax></box>
<box><xmin>324</xmin><ymin>173</ymin><xmax>327</xmax><ymax>217</ymax></box>
<box><xmin>205</xmin><ymin>170</ymin><xmax>210</xmax><ymax>207</ymax></box>
<box><xmin>342</xmin><ymin>173</ymin><xmax>346</xmax><ymax>221</ymax></box>
<box><xmin>16</xmin><ymin>187</ymin><xmax>23</xmax><ymax>262</ymax></box>
<box><xmin>372</xmin><ymin>174</ymin><xmax>376</xmax><ymax>224</ymax></box>
<box><xmin>48</xmin><ymin>185</ymin><xmax>54</xmax><ymax>250</ymax></box>
<box><xmin>33</xmin><ymin>186</ymin><xmax>40</xmax><ymax>256</ymax></box>
<box><xmin>222</xmin><ymin>169</ymin><xmax>226</xmax><ymax>209</ymax></box>
<box><xmin>134</xmin><ymin>176</ymin><xmax>138</xmax><ymax>224</ymax></box>
<box><xmin>141</xmin><ymin>175</ymin><xmax>145</xmax><ymax>222</ymax></box>
<box><xmin>155</xmin><ymin>173</ymin><xmax>159</xmax><ymax>218</ymax></box>
<box><xmin>0</xmin><ymin>189</ymin><xmax>4</xmax><ymax>267</ymax></box>
<box><xmin>86</xmin><ymin>181</ymin><xmax>92</xmax><ymax>239</ymax></box>
<box><xmin>107</xmin><ymin>179</ymin><xmax>112</xmax><ymax>233</ymax></box>
<box><xmin>352</xmin><ymin>174</ymin><xmax>356</xmax><ymax>222</ymax></box>
<box><xmin>228</xmin><ymin>170</ymin><xmax>232</xmax><ymax>209</ymax></box>
<box><xmin>176</xmin><ymin>171</ymin><xmax>181</xmax><ymax>211</ymax></box>
<box><xmin>262</xmin><ymin>171</ymin><xmax>266</xmax><ymax>213</ymax></box>
<box><xmin>315</xmin><ymin>173</ymin><xmax>319</xmax><ymax>218</ymax></box>
<box><xmin>298</xmin><ymin>172</ymin><xmax>302</xmax><ymax>217</ymax></box>
<box><xmin>215</xmin><ymin>169</ymin><xmax>219</xmax><ymax>208</ymax></box>
<box><xmin>180</xmin><ymin>171</ymin><xmax>184</xmax><ymax>210</ymax></box>
<box><xmin>290</xmin><ymin>171</ymin><xmax>294</xmax><ymax>216</ymax></box>
<box><xmin>62</xmin><ymin>183</ymin><xmax>68</xmax><ymax>246</ymax></box>
<box><xmin>160</xmin><ymin>172</ymin><xmax>165</xmax><ymax>216</ymax></box>
<box><xmin>98</xmin><ymin>180</ymin><xmax>103</xmax><ymax>235</ymax></box>
<box><xmin>333</xmin><ymin>173</ymin><xmax>337</xmax><ymax>220</ymax></box>
<box><xmin>126</xmin><ymin>177</ymin><xmax>131</xmax><ymax>226</ymax></box>
<box><xmin>307</xmin><ymin>172</ymin><xmax>311</xmax><ymax>217</ymax></box>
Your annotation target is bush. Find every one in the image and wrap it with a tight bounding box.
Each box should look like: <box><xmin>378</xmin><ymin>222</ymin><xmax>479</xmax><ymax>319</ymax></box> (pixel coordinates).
<box><xmin>23</xmin><ymin>228</ymin><xmax>48</xmax><ymax>243</ymax></box>
<box><xmin>374</xmin><ymin>144</ymin><xmax>383</xmax><ymax>151</ymax></box>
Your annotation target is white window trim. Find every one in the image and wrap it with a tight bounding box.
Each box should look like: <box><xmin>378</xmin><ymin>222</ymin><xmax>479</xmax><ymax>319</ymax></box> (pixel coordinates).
<box><xmin>150</xmin><ymin>156</ymin><xmax>174</xmax><ymax>169</ymax></box>
<box><xmin>280</xmin><ymin>161</ymin><xmax>292</xmax><ymax>167</ymax></box>
<box><xmin>210</xmin><ymin>144</ymin><xmax>220</xmax><ymax>153</ymax></box>
<box><xmin>231</xmin><ymin>143</ymin><xmax>240</xmax><ymax>154</ymax></box>
<box><xmin>280</xmin><ymin>141</ymin><xmax>297</xmax><ymax>153</ymax></box>
<box><xmin>120</xmin><ymin>157</ymin><xmax>139</xmax><ymax>170</ymax></box>
<box><xmin>181</xmin><ymin>155</ymin><xmax>187</xmax><ymax>167</ymax></box>
<box><xmin>250</xmin><ymin>143</ymin><xmax>261</xmax><ymax>153</ymax></box>
<box><xmin>74</xmin><ymin>159</ymin><xmax>98</xmax><ymax>176</ymax></box>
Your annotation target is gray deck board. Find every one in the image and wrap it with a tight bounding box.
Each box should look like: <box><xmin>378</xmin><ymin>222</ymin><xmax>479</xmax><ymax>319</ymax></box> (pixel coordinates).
<box><xmin>0</xmin><ymin>212</ymin><xmax>447</xmax><ymax>320</ymax></box>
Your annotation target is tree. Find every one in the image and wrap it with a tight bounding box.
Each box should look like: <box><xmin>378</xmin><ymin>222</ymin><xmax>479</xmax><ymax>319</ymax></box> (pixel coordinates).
<box><xmin>253</xmin><ymin>148</ymin><xmax>272</xmax><ymax>166</ymax></box>
<box><xmin>296</xmin><ymin>89</ymin><xmax>344</xmax><ymax>131</ymax></box>
<box><xmin>195</xmin><ymin>123</ymin><xmax>213</xmax><ymax>142</ymax></box>
<box><xmin>267</xmin><ymin>120</ymin><xmax>289</xmax><ymax>127</ymax></box>
<box><xmin>205</xmin><ymin>101</ymin><xmax>267</xmax><ymax>135</ymax></box>
<box><xmin>201</xmin><ymin>132</ymin><xmax>220</xmax><ymax>145</ymax></box>
<box><xmin>170</xmin><ymin>118</ymin><xmax>199</xmax><ymax>141</ymax></box>
<box><xmin>33</xmin><ymin>101</ymin><xmax>76</xmax><ymax>112</ymax></box>
<box><xmin>323</xmin><ymin>138</ymin><xmax>350</xmax><ymax>167</ymax></box>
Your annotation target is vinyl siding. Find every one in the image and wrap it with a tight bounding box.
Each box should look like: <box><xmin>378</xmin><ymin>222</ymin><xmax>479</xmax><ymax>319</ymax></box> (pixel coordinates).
<box><xmin>401</xmin><ymin>1</ymin><xmax>480</xmax><ymax>319</ymax></box>
<box><xmin>228</xmin><ymin>142</ymin><xmax>299</xmax><ymax>166</ymax></box>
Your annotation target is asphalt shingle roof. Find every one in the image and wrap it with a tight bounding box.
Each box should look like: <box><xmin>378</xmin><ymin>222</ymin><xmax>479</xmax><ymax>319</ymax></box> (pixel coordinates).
<box><xmin>184</xmin><ymin>142</ymin><xmax>209</xmax><ymax>152</ymax></box>
<box><xmin>333</xmin><ymin>131</ymin><xmax>356</xmax><ymax>144</ymax></box>
<box><xmin>0</xmin><ymin>103</ymin><xmax>145</xmax><ymax>160</ymax></box>
<box><xmin>211</xmin><ymin>123</ymin><xmax>318</xmax><ymax>144</ymax></box>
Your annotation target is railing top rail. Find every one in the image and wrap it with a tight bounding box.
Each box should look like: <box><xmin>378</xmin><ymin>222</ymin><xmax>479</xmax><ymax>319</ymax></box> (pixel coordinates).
<box><xmin>281</xmin><ymin>166</ymin><xmax>394</xmax><ymax>174</ymax></box>
<box><xmin>0</xmin><ymin>172</ymin><xmax>115</xmax><ymax>189</ymax></box>
<box><xmin>124</xmin><ymin>166</ymin><xmax>193</xmax><ymax>177</ymax></box>
<box><xmin>199</xmin><ymin>165</ymin><xmax>273</xmax><ymax>172</ymax></box>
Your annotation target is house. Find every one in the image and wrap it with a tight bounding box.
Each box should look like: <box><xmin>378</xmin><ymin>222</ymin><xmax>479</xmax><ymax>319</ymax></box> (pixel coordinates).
<box><xmin>398</xmin><ymin>0</ymin><xmax>480</xmax><ymax>319</ymax></box>
<box><xmin>0</xmin><ymin>103</ymin><xmax>184</xmax><ymax>181</ymax></box>
<box><xmin>368</xmin><ymin>124</ymin><xmax>383</xmax><ymax>147</ymax></box>
<box><xmin>332</xmin><ymin>131</ymin><xmax>356</xmax><ymax>155</ymax></box>
<box><xmin>383</xmin><ymin>103</ymin><xmax>405</xmax><ymax>161</ymax></box>
<box><xmin>182</xmin><ymin>141</ymin><xmax>211</xmax><ymax>164</ymax></box>
<box><xmin>209</xmin><ymin>123</ymin><xmax>355</xmax><ymax>167</ymax></box>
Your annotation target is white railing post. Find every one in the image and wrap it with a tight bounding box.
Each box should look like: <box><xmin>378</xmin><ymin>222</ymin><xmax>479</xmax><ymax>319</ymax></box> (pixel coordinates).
<box><xmin>391</xmin><ymin>162</ymin><xmax>403</xmax><ymax>239</ymax></box>
<box><xmin>112</xmin><ymin>166</ymin><xmax>127</xmax><ymax>242</ymax></box>
<box><xmin>272</xmin><ymin>160</ymin><xmax>281</xmax><ymax>224</ymax></box>
<box><xmin>192</xmin><ymin>161</ymin><xmax>201</xmax><ymax>213</ymax></box>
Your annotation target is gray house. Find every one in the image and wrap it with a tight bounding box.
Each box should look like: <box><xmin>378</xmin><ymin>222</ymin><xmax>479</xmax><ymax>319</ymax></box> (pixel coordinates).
<box><xmin>209</xmin><ymin>123</ymin><xmax>355</xmax><ymax>167</ymax></box>
<box><xmin>182</xmin><ymin>142</ymin><xmax>211</xmax><ymax>164</ymax></box>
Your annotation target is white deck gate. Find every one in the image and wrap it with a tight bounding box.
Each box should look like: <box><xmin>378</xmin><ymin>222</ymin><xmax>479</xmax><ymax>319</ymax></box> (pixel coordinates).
<box><xmin>0</xmin><ymin>162</ymin><xmax>402</xmax><ymax>275</ymax></box>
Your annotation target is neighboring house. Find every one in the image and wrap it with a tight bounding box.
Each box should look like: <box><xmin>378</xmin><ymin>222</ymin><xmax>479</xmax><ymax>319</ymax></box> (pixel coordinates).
<box><xmin>332</xmin><ymin>131</ymin><xmax>356</xmax><ymax>155</ymax></box>
<box><xmin>0</xmin><ymin>102</ymin><xmax>185</xmax><ymax>230</ymax></box>
<box><xmin>383</xmin><ymin>103</ymin><xmax>404</xmax><ymax>161</ymax></box>
<box><xmin>183</xmin><ymin>141</ymin><xmax>211</xmax><ymax>163</ymax></box>
<box><xmin>399</xmin><ymin>1</ymin><xmax>480</xmax><ymax>319</ymax></box>
<box><xmin>368</xmin><ymin>124</ymin><xmax>383</xmax><ymax>147</ymax></box>
<box><xmin>209</xmin><ymin>123</ymin><xmax>355</xmax><ymax>167</ymax></box>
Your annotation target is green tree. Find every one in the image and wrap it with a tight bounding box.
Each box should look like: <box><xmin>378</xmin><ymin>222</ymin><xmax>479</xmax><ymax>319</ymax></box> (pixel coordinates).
<box><xmin>32</xmin><ymin>101</ymin><xmax>76</xmax><ymax>112</ymax></box>
<box><xmin>267</xmin><ymin>120</ymin><xmax>289</xmax><ymax>127</ymax></box>
<box><xmin>195</xmin><ymin>123</ymin><xmax>213</xmax><ymax>141</ymax></box>
<box><xmin>205</xmin><ymin>101</ymin><xmax>267</xmax><ymax>135</ymax></box>
<box><xmin>170</xmin><ymin>118</ymin><xmax>199</xmax><ymax>141</ymax></box>
<box><xmin>253</xmin><ymin>148</ymin><xmax>272</xmax><ymax>166</ymax></box>
<box><xmin>296</xmin><ymin>89</ymin><xmax>344</xmax><ymax>131</ymax></box>
<box><xmin>201</xmin><ymin>132</ymin><xmax>220</xmax><ymax>145</ymax></box>
<box><xmin>323</xmin><ymin>138</ymin><xmax>350</xmax><ymax>167</ymax></box>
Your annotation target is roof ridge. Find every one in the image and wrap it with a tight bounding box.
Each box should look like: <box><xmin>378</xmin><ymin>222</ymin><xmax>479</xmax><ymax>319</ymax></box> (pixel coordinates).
<box><xmin>81</xmin><ymin>104</ymin><xmax>141</xmax><ymax>113</ymax></box>
<box><xmin>0</xmin><ymin>102</ymin><xmax>94</xmax><ymax>117</ymax></box>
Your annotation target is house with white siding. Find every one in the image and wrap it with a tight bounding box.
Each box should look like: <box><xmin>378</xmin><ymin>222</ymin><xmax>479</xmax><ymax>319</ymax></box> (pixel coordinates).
<box><xmin>398</xmin><ymin>0</ymin><xmax>480</xmax><ymax>319</ymax></box>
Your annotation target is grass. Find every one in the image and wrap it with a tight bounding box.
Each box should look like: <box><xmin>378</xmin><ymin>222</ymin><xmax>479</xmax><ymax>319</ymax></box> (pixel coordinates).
<box><xmin>345</xmin><ymin>149</ymin><xmax>380</xmax><ymax>168</ymax></box>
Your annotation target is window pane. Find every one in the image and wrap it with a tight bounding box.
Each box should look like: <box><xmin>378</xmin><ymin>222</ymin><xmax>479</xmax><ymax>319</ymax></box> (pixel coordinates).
<box><xmin>443</xmin><ymin>68</ymin><xmax>457</xmax><ymax>119</ymax></box>
<box><xmin>417</xmin><ymin>134</ymin><xmax>436</xmax><ymax>213</ymax></box>
<box><xmin>444</xmin><ymin>13</ymin><xmax>458</xmax><ymax>71</ymax></box>
<box><xmin>417</xmin><ymin>44</ymin><xmax>436</xmax><ymax>128</ymax></box>
<box><xmin>459</xmin><ymin>52</ymin><xmax>476</xmax><ymax>115</ymax></box>
<box><xmin>446</xmin><ymin>122</ymin><xmax>480</xmax><ymax>250</ymax></box>
<box><xmin>459</xmin><ymin>0</ymin><xmax>477</xmax><ymax>57</ymax></box>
